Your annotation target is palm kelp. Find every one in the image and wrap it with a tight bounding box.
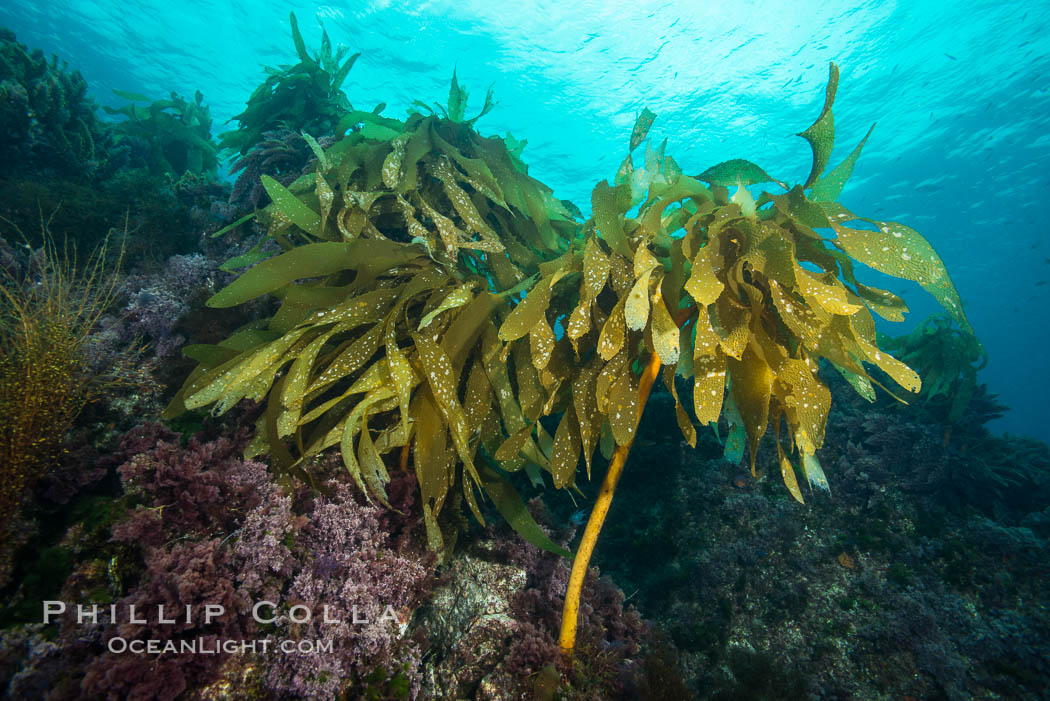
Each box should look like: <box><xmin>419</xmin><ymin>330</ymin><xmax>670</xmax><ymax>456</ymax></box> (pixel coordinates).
<box><xmin>167</xmin><ymin>54</ymin><xmax>975</xmax><ymax>656</ymax></box>
<box><xmin>103</xmin><ymin>89</ymin><xmax>218</xmax><ymax>178</ymax></box>
<box><xmin>167</xmin><ymin>99</ymin><xmax>576</xmax><ymax>555</ymax></box>
<box><xmin>879</xmin><ymin>314</ymin><xmax>987</xmax><ymax>435</ymax></box>
<box><xmin>218</xmin><ymin>13</ymin><xmax>359</xmax><ymax>156</ymax></box>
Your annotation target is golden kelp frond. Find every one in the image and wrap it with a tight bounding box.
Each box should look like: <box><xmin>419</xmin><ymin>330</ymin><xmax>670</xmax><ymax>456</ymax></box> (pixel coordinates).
<box><xmin>174</xmin><ymin>61</ymin><xmax>976</xmax><ymax>550</ymax></box>
<box><xmin>823</xmin><ymin>207</ymin><xmax>970</xmax><ymax>333</ymax></box>
<box><xmin>423</xmin><ymin>68</ymin><xmax>497</xmax><ymax>126</ymax></box>
<box><xmin>239</xmin><ymin>109</ymin><xmax>577</xmax><ymax>273</ymax></box>
<box><xmin>167</xmin><ymin>238</ymin><xmax>502</xmax><ymax>548</ymax></box>
<box><xmin>177</xmin><ymin>107</ymin><xmax>585</xmax><ymax>555</ymax></box>
<box><xmin>547</xmin><ymin>63</ymin><xmax>972</xmax><ymax>501</ymax></box>
<box><xmin>797</xmin><ymin>62</ymin><xmax>840</xmax><ymax>189</ymax></box>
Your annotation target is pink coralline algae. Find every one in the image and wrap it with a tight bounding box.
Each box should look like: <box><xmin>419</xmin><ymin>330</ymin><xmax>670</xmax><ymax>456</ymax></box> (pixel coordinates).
<box><xmin>116</xmin><ymin>253</ymin><xmax>219</xmax><ymax>358</ymax></box>
<box><xmin>52</xmin><ymin>427</ymin><xmax>435</xmax><ymax>700</ymax></box>
<box><xmin>255</xmin><ymin>481</ymin><xmax>434</xmax><ymax>699</ymax></box>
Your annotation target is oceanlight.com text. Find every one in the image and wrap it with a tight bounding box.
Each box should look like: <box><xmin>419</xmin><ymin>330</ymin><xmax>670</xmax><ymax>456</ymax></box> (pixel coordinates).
<box><xmin>106</xmin><ymin>637</ymin><xmax>334</xmax><ymax>655</ymax></box>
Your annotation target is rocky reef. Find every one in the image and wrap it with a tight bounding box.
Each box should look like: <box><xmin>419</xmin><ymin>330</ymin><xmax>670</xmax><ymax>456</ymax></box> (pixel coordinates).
<box><xmin>588</xmin><ymin>375</ymin><xmax>1050</xmax><ymax>699</ymax></box>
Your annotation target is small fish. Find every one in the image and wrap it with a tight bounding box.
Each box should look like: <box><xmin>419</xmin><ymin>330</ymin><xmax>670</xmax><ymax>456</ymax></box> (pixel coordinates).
<box><xmin>1036</xmin><ymin>281</ymin><xmax>1047</xmax><ymax>287</ymax></box>
<box><xmin>944</xmin><ymin>53</ymin><xmax>957</xmax><ymax>60</ymax></box>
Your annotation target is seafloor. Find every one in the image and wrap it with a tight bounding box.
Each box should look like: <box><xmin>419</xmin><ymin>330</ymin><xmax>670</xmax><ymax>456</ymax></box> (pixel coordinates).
<box><xmin>2</xmin><ymin>25</ymin><xmax>1049</xmax><ymax>701</ymax></box>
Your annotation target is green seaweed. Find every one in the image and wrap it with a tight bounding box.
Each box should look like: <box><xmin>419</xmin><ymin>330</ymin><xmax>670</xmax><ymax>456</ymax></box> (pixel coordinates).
<box><xmin>879</xmin><ymin>315</ymin><xmax>986</xmax><ymax>425</ymax></box>
<box><xmin>413</xmin><ymin>68</ymin><xmax>496</xmax><ymax>126</ymax></box>
<box><xmin>219</xmin><ymin>12</ymin><xmax>360</xmax><ymax>155</ymax></box>
<box><xmin>0</xmin><ymin>546</ymin><xmax>73</xmax><ymax>627</ymax></box>
<box><xmin>104</xmin><ymin>89</ymin><xmax>218</xmax><ymax>177</ymax></box>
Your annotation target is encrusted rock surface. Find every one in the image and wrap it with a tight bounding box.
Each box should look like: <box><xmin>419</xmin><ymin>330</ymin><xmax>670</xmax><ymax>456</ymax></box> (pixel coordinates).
<box><xmin>417</xmin><ymin>540</ymin><xmax>528</xmax><ymax>700</ymax></box>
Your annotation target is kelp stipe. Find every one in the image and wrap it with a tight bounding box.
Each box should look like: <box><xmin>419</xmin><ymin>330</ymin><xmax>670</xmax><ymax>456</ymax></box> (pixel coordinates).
<box><xmin>558</xmin><ymin>62</ymin><xmax>974</xmax><ymax>652</ymax></box>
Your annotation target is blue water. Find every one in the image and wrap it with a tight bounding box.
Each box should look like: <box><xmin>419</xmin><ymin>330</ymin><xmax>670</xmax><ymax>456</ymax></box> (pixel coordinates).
<box><xmin>3</xmin><ymin>0</ymin><xmax>1048</xmax><ymax>441</ymax></box>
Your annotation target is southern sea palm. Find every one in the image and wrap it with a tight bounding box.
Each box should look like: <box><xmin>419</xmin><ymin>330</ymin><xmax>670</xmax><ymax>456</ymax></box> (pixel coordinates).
<box><xmin>169</xmin><ymin>62</ymin><xmax>973</xmax><ymax>655</ymax></box>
